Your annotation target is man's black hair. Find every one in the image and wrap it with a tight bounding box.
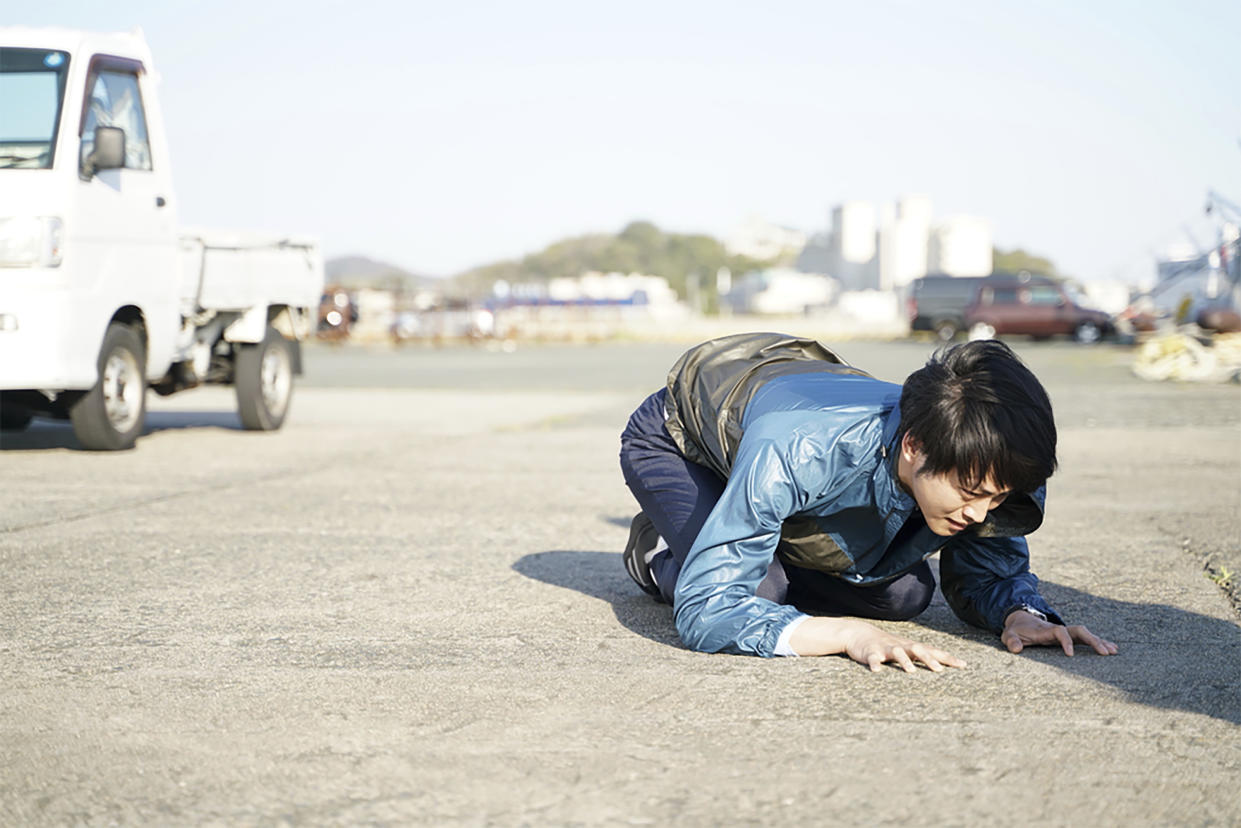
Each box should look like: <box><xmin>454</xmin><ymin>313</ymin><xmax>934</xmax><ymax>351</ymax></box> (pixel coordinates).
<box><xmin>898</xmin><ymin>339</ymin><xmax>1057</xmax><ymax>493</ymax></box>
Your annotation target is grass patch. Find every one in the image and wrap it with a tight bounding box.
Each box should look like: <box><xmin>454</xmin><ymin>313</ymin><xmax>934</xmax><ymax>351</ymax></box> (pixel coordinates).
<box><xmin>1205</xmin><ymin>566</ymin><xmax>1234</xmax><ymax>590</ymax></box>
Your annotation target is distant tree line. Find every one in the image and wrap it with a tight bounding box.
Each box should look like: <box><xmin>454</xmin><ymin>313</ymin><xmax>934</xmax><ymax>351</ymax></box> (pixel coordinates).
<box><xmin>448</xmin><ymin>225</ymin><xmax>1065</xmax><ymax>305</ymax></box>
<box><xmin>452</xmin><ymin>220</ymin><xmax>775</xmax><ymax>305</ymax></box>
<box><xmin>992</xmin><ymin>247</ymin><xmax>1062</xmax><ymax>278</ymax></box>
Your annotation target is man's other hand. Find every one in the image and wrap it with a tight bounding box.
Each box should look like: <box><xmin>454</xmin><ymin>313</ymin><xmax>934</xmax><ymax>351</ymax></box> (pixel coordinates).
<box><xmin>1001</xmin><ymin>609</ymin><xmax>1118</xmax><ymax>656</ymax></box>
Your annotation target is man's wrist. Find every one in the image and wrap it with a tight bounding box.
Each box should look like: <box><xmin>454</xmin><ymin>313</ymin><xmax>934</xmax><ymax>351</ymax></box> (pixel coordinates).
<box><xmin>1003</xmin><ymin>603</ymin><xmax>1063</xmax><ymax>627</ymax></box>
<box><xmin>774</xmin><ymin>615</ymin><xmax>810</xmax><ymax>657</ymax></box>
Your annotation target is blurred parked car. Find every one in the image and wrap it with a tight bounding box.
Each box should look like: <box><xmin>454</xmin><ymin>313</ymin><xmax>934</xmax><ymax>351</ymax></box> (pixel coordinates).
<box><xmin>391</xmin><ymin>305</ymin><xmax>495</xmax><ymax>343</ymax></box>
<box><xmin>907</xmin><ymin>272</ymin><xmax>1057</xmax><ymax>340</ymax></box>
<box><xmin>1197</xmin><ymin>306</ymin><xmax>1241</xmax><ymax>333</ymax></box>
<box><xmin>964</xmin><ymin>280</ymin><xmax>1113</xmax><ymax>343</ymax></box>
<box><xmin>318</xmin><ymin>287</ymin><xmax>358</xmax><ymax>341</ymax></box>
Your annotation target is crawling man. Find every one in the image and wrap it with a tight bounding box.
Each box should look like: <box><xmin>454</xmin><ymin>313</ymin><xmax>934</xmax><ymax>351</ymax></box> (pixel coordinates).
<box><xmin>619</xmin><ymin>333</ymin><xmax>1116</xmax><ymax>670</ymax></box>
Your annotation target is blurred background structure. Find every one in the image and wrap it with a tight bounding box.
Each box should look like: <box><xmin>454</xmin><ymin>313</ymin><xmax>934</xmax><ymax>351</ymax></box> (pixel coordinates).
<box><xmin>9</xmin><ymin>1</ymin><xmax>1240</xmax><ymax>348</ymax></box>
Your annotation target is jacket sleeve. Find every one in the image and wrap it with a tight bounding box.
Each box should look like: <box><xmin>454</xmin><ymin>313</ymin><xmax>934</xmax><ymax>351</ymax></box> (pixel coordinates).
<box><xmin>939</xmin><ymin>534</ymin><xmax>1063</xmax><ymax>633</ymax></box>
<box><xmin>672</xmin><ymin>413</ymin><xmax>865</xmax><ymax>657</ymax></box>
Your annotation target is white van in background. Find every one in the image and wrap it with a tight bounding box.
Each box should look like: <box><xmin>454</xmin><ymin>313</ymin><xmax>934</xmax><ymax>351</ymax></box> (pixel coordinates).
<box><xmin>0</xmin><ymin>27</ymin><xmax>324</xmax><ymax>449</ymax></box>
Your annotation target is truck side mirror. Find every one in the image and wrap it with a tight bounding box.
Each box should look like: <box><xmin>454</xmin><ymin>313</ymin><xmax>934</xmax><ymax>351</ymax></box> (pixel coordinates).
<box><xmin>82</xmin><ymin>126</ymin><xmax>126</xmax><ymax>178</ymax></box>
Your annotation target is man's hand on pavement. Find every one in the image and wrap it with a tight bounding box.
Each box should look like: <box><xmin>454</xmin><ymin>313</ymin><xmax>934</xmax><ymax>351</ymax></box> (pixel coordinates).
<box><xmin>1001</xmin><ymin>609</ymin><xmax>1118</xmax><ymax>656</ymax></box>
<box><xmin>789</xmin><ymin>616</ymin><xmax>967</xmax><ymax>672</ymax></box>
<box><xmin>839</xmin><ymin>620</ymin><xmax>968</xmax><ymax>673</ymax></box>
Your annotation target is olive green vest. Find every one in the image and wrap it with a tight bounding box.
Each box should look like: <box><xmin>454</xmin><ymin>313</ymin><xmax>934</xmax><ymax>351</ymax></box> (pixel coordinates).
<box><xmin>662</xmin><ymin>332</ymin><xmax>872</xmax><ymax>573</ymax></box>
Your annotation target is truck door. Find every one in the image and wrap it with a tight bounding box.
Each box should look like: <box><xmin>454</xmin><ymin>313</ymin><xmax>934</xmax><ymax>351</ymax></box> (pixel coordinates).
<box><xmin>75</xmin><ymin>55</ymin><xmax>178</xmax><ymax>377</ymax></box>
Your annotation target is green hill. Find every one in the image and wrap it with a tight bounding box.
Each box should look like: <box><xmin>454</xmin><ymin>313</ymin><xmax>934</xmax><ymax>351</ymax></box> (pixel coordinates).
<box><xmin>325</xmin><ymin>255</ymin><xmax>439</xmax><ymax>292</ymax></box>
<box><xmin>451</xmin><ymin>220</ymin><xmax>774</xmax><ymax>302</ymax></box>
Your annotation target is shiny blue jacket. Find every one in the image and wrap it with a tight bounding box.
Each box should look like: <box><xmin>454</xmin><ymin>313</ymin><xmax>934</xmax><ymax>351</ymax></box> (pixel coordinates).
<box><xmin>671</xmin><ymin>369</ymin><xmax>1061</xmax><ymax>658</ymax></box>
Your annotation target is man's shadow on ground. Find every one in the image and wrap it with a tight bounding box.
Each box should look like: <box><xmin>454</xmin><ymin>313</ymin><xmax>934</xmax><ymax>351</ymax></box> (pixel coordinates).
<box><xmin>0</xmin><ymin>411</ymin><xmax>242</xmax><ymax>451</ymax></box>
<box><xmin>513</xmin><ymin>541</ymin><xmax>1241</xmax><ymax>726</ymax></box>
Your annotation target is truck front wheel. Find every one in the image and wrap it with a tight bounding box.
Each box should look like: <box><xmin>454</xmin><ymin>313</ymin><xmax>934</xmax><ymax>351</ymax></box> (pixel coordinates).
<box><xmin>70</xmin><ymin>322</ymin><xmax>147</xmax><ymax>450</ymax></box>
<box><xmin>235</xmin><ymin>325</ymin><xmax>294</xmax><ymax>431</ymax></box>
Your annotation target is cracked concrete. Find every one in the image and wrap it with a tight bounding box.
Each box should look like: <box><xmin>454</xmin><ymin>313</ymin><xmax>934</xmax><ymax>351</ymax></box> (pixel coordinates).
<box><xmin>1</xmin><ymin>340</ymin><xmax>1238</xmax><ymax>825</ymax></box>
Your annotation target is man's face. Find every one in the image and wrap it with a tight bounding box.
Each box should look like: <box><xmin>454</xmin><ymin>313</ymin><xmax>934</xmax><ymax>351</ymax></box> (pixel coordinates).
<box><xmin>899</xmin><ymin>435</ymin><xmax>1010</xmax><ymax>537</ymax></box>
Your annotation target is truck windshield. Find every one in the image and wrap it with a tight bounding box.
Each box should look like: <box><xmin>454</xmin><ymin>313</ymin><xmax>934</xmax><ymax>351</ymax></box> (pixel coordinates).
<box><xmin>0</xmin><ymin>48</ymin><xmax>70</xmax><ymax>169</ymax></box>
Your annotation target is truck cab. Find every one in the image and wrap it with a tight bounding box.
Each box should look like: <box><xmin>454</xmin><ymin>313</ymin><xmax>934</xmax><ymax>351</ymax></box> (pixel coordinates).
<box><xmin>0</xmin><ymin>28</ymin><xmax>323</xmax><ymax>449</ymax></box>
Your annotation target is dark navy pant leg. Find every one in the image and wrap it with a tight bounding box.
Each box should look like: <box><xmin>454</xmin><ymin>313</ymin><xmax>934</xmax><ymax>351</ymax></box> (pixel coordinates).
<box><xmin>619</xmin><ymin>389</ymin><xmax>789</xmax><ymax>605</ymax></box>
<box><xmin>784</xmin><ymin>560</ymin><xmax>936</xmax><ymax>621</ymax></box>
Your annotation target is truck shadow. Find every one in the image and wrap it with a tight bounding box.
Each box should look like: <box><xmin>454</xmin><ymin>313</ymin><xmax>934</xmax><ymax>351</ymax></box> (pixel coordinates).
<box><xmin>145</xmin><ymin>410</ymin><xmax>244</xmax><ymax>432</ymax></box>
<box><xmin>512</xmin><ymin>547</ymin><xmax>1241</xmax><ymax>725</ymax></box>
<box><xmin>0</xmin><ymin>411</ymin><xmax>243</xmax><ymax>451</ymax></box>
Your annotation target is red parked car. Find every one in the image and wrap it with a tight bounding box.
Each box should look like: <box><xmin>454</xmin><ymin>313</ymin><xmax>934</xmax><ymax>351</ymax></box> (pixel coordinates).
<box><xmin>964</xmin><ymin>281</ymin><xmax>1113</xmax><ymax>344</ymax></box>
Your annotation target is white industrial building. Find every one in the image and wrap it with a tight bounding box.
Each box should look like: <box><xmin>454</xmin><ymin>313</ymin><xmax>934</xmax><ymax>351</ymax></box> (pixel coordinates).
<box><xmin>725</xmin><ymin>216</ymin><xmax>808</xmax><ymax>262</ymax></box>
<box><xmin>723</xmin><ymin>267</ymin><xmax>836</xmax><ymax>315</ymax></box>
<box><xmin>928</xmin><ymin>216</ymin><xmax>993</xmax><ymax>277</ymax></box>
<box><xmin>878</xmin><ymin>195</ymin><xmax>933</xmax><ymax>289</ymax></box>
<box><xmin>749</xmin><ymin>197</ymin><xmax>992</xmax><ymax>310</ymax></box>
<box><xmin>544</xmin><ymin>271</ymin><xmax>680</xmax><ymax>306</ymax></box>
<box><xmin>820</xmin><ymin>196</ymin><xmax>992</xmax><ymax>289</ymax></box>
<box><xmin>828</xmin><ymin>202</ymin><xmax>878</xmax><ymax>290</ymax></box>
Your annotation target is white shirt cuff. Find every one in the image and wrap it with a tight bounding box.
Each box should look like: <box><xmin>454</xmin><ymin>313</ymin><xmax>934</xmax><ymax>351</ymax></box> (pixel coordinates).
<box><xmin>773</xmin><ymin>614</ymin><xmax>810</xmax><ymax>657</ymax></box>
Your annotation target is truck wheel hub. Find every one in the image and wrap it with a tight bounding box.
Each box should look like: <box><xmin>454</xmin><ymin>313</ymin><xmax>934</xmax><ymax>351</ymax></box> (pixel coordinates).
<box><xmin>261</xmin><ymin>346</ymin><xmax>291</xmax><ymax>415</ymax></box>
<box><xmin>102</xmin><ymin>351</ymin><xmax>142</xmax><ymax>432</ymax></box>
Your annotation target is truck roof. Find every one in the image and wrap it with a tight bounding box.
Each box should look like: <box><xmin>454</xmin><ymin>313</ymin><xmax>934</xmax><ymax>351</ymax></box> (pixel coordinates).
<box><xmin>0</xmin><ymin>26</ymin><xmax>154</xmax><ymax>68</ymax></box>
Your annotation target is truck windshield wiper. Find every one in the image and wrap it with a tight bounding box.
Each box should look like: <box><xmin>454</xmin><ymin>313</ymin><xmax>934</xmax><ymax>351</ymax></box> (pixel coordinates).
<box><xmin>0</xmin><ymin>154</ymin><xmax>46</xmax><ymax>167</ymax></box>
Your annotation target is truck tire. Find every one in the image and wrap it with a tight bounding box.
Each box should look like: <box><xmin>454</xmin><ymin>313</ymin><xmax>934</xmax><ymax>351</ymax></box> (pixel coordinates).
<box><xmin>236</xmin><ymin>325</ymin><xmax>294</xmax><ymax>431</ymax></box>
<box><xmin>69</xmin><ymin>322</ymin><xmax>147</xmax><ymax>451</ymax></box>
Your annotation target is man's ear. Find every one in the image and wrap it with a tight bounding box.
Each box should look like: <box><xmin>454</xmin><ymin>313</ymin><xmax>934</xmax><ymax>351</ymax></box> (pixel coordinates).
<box><xmin>900</xmin><ymin>432</ymin><xmax>922</xmax><ymax>462</ymax></box>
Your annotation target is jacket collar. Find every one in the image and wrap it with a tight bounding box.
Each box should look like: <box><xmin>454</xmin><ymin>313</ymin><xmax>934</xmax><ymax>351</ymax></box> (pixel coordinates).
<box><xmin>976</xmin><ymin>487</ymin><xmax>1045</xmax><ymax>537</ymax></box>
<box><xmin>875</xmin><ymin>402</ymin><xmax>915</xmax><ymax>518</ymax></box>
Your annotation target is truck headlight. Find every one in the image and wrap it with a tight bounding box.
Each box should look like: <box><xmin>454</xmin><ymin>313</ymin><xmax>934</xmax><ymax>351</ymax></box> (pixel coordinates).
<box><xmin>0</xmin><ymin>217</ymin><xmax>64</xmax><ymax>268</ymax></box>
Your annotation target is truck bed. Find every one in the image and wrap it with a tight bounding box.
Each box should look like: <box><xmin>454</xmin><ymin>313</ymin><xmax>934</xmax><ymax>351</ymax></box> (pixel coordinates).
<box><xmin>179</xmin><ymin>227</ymin><xmax>323</xmax><ymax>315</ymax></box>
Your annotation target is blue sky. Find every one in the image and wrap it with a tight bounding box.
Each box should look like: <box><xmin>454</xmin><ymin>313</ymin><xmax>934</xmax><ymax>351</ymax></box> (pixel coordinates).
<box><xmin>9</xmin><ymin>1</ymin><xmax>1240</xmax><ymax>282</ymax></box>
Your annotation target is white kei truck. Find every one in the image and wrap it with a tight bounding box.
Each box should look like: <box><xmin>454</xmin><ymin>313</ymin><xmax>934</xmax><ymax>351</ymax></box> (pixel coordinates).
<box><xmin>0</xmin><ymin>28</ymin><xmax>324</xmax><ymax>450</ymax></box>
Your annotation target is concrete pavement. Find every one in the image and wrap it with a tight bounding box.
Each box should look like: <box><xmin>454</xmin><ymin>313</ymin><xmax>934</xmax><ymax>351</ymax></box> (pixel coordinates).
<box><xmin>1</xmin><ymin>341</ymin><xmax>1238</xmax><ymax>825</ymax></box>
